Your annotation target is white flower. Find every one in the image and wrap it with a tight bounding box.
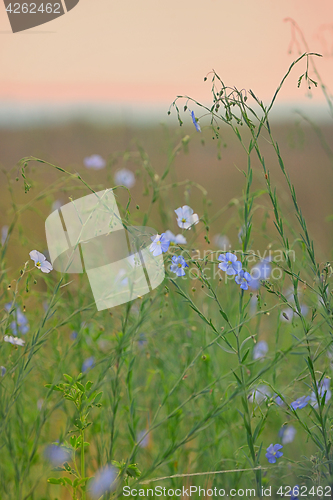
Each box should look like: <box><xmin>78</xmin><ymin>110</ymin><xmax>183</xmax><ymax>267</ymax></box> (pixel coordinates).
<box><xmin>29</xmin><ymin>250</ymin><xmax>53</xmax><ymax>273</ymax></box>
<box><xmin>114</xmin><ymin>168</ymin><xmax>135</xmax><ymax>189</ymax></box>
<box><xmin>4</xmin><ymin>335</ymin><xmax>25</xmax><ymax>346</ymax></box>
<box><xmin>175</xmin><ymin>205</ymin><xmax>199</xmax><ymax>230</ymax></box>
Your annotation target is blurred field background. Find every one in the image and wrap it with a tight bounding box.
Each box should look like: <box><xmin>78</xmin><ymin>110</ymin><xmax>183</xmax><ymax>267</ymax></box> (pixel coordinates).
<box><xmin>1</xmin><ymin>117</ymin><xmax>333</xmax><ymax>264</ymax></box>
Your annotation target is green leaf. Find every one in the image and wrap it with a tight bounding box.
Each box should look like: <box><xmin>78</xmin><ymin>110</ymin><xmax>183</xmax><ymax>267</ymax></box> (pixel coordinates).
<box><xmin>70</xmin><ymin>436</ymin><xmax>77</xmax><ymax>448</ymax></box>
<box><xmin>126</xmin><ymin>463</ymin><xmax>141</xmax><ymax>478</ymax></box>
<box><xmin>93</xmin><ymin>392</ymin><xmax>103</xmax><ymax>405</ymax></box>
<box><xmin>47</xmin><ymin>478</ymin><xmax>63</xmax><ymax>485</ymax></box>
<box><xmin>86</xmin><ymin>381</ymin><xmax>93</xmax><ymax>391</ymax></box>
<box><xmin>76</xmin><ymin>382</ymin><xmax>85</xmax><ymax>392</ymax></box>
<box><xmin>63</xmin><ymin>374</ymin><xmax>73</xmax><ymax>383</ymax></box>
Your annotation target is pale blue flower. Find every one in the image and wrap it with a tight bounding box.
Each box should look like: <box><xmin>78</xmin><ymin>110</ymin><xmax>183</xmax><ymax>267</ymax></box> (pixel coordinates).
<box><xmin>253</xmin><ymin>340</ymin><xmax>268</xmax><ymax>360</ymax></box>
<box><xmin>279</xmin><ymin>425</ymin><xmax>296</xmax><ymax>444</ymax></box>
<box><xmin>6</xmin><ymin>303</ymin><xmax>29</xmax><ymax>335</ymax></box>
<box><xmin>149</xmin><ymin>233</ymin><xmax>170</xmax><ymax>256</ymax></box>
<box><xmin>290</xmin><ymin>395</ymin><xmax>310</xmax><ymax>410</ymax></box>
<box><xmin>137</xmin><ymin>430</ymin><xmax>150</xmax><ymax>448</ymax></box>
<box><xmin>213</xmin><ymin>234</ymin><xmax>230</xmax><ymax>250</ymax></box>
<box><xmin>52</xmin><ymin>200</ymin><xmax>62</xmax><ymax>211</ymax></box>
<box><xmin>310</xmin><ymin>378</ymin><xmax>331</xmax><ymax>408</ymax></box>
<box><xmin>137</xmin><ymin>333</ymin><xmax>147</xmax><ymax>349</ymax></box>
<box><xmin>114</xmin><ymin>168</ymin><xmax>135</xmax><ymax>188</ymax></box>
<box><xmin>218</xmin><ymin>252</ymin><xmax>242</xmax><ymax>276</ymax></box>
<box><xmin>70</xmin><ymin>331</ymin><xmax>78</xmax><ymax>340</ymax></box>
<box><xmin>266</xmin><ymin>443</ymin><xmax>283</xmax><ymax>464</ymax></box>
<box><xmin>11</xmin><ymin>310</ymin><xmax>29</xmax><ymax>335</ymax></box>
<box><xmin>1</xmin><ymin>225</ymin><xmax>8</xmax><ymax>246</ymax></box>
<box><xmin>84</xmin><ymin>154</ymin><xmax>106</xmax><ymax>170</ymax></box>
<box><xmin>164</xmin><ymin>230</ymin><xmax>187</xmax><ymax>245</ymax></box>
<box><xmin>175</xmin><ymin>206</ymin><xmax>199</xmax><ymax>230</ymax></box>
<box><xmin>170</xmin><ymin>255</ymin><xmax>188</xmax><ymax>277</ymax></box>
<box><xmin>249</xmin><ymin>259</ymin><xmax>272</xmax><ymax>289</ymax></box>
<box><xmin>29</xmin><ymin>250</ymin><xmax>53</xmax><ymax>273</ymax></box>
<box><xmin>45</xmin><ymin>443</ymin><xmax>70</xmax><ymax>466</ymax></box>
<box><xmin>238</xmin><ymin>226</ymin><xmax>244</xmax><ymax>244</ymax></box>
<box><xmin>249</xmin><ymin>385</ymin><xmax>271</xmax><ymax>404</ymax></box>
<box><xmin>82</xmin><ymin>356</ymin><xmax>95</xmax><ymax>373</ymax></box>
<box><xmin>0</xmin><ymin>366</ymin><xmax>6</xmax><ymax>377</ymax></box>
<box><xmin>235</xmin><ymin>270</ymin><xmax>252</xmax><ymax>290</ymax></box>
<box><xmin>89</xmin><ymin>465</ymin><xmax>117</xmax><ymax>499</ymax></box>
<box><xmin>190</xmin><ymin>110</ymin><xmax>201</xmax><ymax>132</ymax></box>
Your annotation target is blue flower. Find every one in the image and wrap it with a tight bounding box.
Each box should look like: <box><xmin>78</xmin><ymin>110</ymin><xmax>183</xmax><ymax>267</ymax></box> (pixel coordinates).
<box><xmin>310</xmin><ymin>377</ymin><xmax>331</xmax><ymax>408</ymax></box>
<box><xmin>175</xmin><ymin>206</ymin><xmax>199</xmax><ymax>230</ymax></box>
<box><xmin>249</xmin><ymin>259</ymin><xmax>272</xmax><ymax>289</ymax></box>
<box><xmin>149</xmin><ymin>233</ymin><xmax>170</xmax><ymax>257</ymax></box>
<box><xmin>190</xmin><ymin>110</ymin><xmax>201</xmax><ymax>132</ymax></box>
<box><xmin>218</xmin><ymin>252</ymin><xmax>242</xmax><ymax>276</ymax></box>
<box><xmin>0</xmin><ymin>366</ymin><xmax>6</xmax><ymax>377</ymax></box>
<box><xmin>70</xmin><ymin>331</ymin><xmax>78</xmax><ymax>340</ymax></box>
<box><xmin>164</xmin><ymin>230</ymin><xmax>187</xmax><ymax>245</ymax></box>
<box><xmin>265</xmin><ymin>443</ymin><xmax>283</xmax><ymax>464</ymax></box>
<box><xmin>290</xmin><ymin>395</ymin><xmax>310</xmax><ymax>410</ymax></box>
<box><xmin>29</xmin><ymin>250</ymin><xmax>53</xmax><ymax>273</ymax></box>
<box><xmin>290</xmin><ymin>486</ymin><xmax>299</xmax><ymax>500</ymax></box>
<box><xmin>170</xmin><ymin>255</ymin><xmax>188</xmax><ymax>277</ymax></box>
<box><xmin>137</xmin><ymin>333</ymin><xmax>147</xmax><ymax>349</ymax></box>
<box><xmin>274</xmin><ymin>395</ymin><xmax>284</xmax><ymax>406</ymax></box>
<box><xmin>235</xmin><ymin>270</ymin><xmax>252</xmax><ymax>290</ymax></box>
<box><xmin>253</xmin><ymin>340</ymin><xmax>268</xmax><ymax>360</ymax></box>
<box><xmin>279</xmin><ymin>425</ymin><xmax>296</xmax><ymax>444</ymax></box>
<box><xmin>82</xmin><ymin>356</ymin><xmax>95</xmax><ymax>373</ymax></box>
<box><xmin>84</xmin><ymin>154</ymin><xmax>106</xmax><ymax>170</ymax></box>
<box><xmin>114</xmin><ymin>168</ymin><xmax>136</xmax><ymax>189</ymax></box>
<box><xmin>89</xmin><ymin>465</ymin><xmax>117</xmax><ymax>499</ymax></box>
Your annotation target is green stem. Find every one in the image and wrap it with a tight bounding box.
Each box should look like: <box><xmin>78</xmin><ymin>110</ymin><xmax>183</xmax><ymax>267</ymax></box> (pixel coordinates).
<box><xmin>81</xmin><ymin>429</ymin><xmax>85</xmax><ymax>500</ymax></box>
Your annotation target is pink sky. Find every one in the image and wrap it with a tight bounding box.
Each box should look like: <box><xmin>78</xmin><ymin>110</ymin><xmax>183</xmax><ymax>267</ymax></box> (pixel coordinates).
<box><xmin>0</xmin><ymin>0</ymin><xmax>332</xmax><ymax>104</ymax></box>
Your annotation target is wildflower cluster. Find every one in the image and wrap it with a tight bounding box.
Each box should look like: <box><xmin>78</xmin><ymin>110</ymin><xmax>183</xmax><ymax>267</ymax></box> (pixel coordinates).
<box><xmin>218</xmin><ymin>252</ymin><xmax>252</xmax><ymax>290</ymax></box>
<box><xmin>149</xmin><ymin>205</ymin><xmax>198</xmax><ymax>277</ymax></box>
